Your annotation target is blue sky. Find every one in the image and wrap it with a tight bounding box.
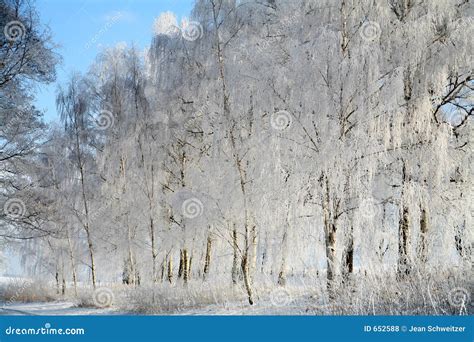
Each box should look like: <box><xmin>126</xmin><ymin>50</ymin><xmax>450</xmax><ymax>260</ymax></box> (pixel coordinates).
<box><xmin>35</xmin><ymin>0</ymin><xmax>194</xmax><ymax>123</ymax></box>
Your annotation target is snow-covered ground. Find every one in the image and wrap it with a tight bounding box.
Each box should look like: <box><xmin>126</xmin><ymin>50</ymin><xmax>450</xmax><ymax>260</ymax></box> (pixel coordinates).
<box><xmin>0</xmin><ymin>301</ymin><xmax>120</xmax><ymax>315</ymax></box>
<box><xmin>0</xmin><ymin>300</ymin><xmax>315</xmax><ymax>315</ymax></box>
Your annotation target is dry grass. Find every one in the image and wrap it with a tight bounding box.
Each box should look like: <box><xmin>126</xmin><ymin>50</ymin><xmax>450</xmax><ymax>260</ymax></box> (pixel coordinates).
<box><xmin>113</xmin><ymin>267</ymin><xmax>472</xmax><ymax>315</ymax></box>
<box><xmin>2</xmin><ymin>267</ymin><xmax>470</xmax><ymax>315</ymax></box>
<box><xmin>0</xmin><ymin>278</ymin><xmax>56</xmax><ymax>304</ymax></box>
<box><xmin>123</xmin><ymin>281</ymin><xmax>248</xmax><ymax>314</ymax></box>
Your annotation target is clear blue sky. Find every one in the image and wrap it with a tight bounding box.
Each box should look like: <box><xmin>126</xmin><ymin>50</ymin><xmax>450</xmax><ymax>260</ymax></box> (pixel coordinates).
<box><xmin>35</xmin><ymin>0</ymin><xmax>194</xmax><ymax>123</ymax></box>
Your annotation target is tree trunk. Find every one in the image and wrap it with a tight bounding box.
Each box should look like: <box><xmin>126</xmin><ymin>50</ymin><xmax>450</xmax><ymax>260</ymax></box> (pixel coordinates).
<box><xmin>187</xmin><ymin>254</ymin><xmax>193</xmax><ymax>282</ymax></box>
<box><xmin>454</xmin><ymin>221</ymin><xmax>465</xmax><ymax>258</ymax></box>
<box><xmin>342</xmin><ymin>226</ymin><xmax>354</xmax><ymax>284</ymax></box>
<box><xmin>232</xmin><ymin>133</ymin><xmax>255</xmax><ymax>305</ymax></box>
<box><xmin>167</xmin><ymin>254</ymin><xmax>173</xmax><ymax>283</ymax></box>
<box><xmin>231</xmin><ymin>225</ymin><xmax>240</xmax><ymax>284</ymax></box>
<box><xmin>85</xmin><ymin>230</ymin><xmax>97</xmax><ymax>288</ymax></box>
<box><xmin>397</xmin><ymin>161</ymin><xmax>411</xmax><ymax>278</ymax></box>
<box><xmin>418</xmin><ymin>205</ymin><xmax>429</xmax><ymax>264</ymax></box>
<box><xmin>183</xmin><ymin>249</ymin><xmax>189</xmax><ymax>284</ymax></box>
<box><xmin>138</xmin><ymin>138</ymin><xmax>158</xmax><ymax>284</ymax></box>
<box><xmin>325</xmin><ymin>222</ymin><xmax>337</xmax><ymax>295</ymax></box>
<box><xmin>150</xmin><ymin>216</ymin><xmax>157</xmax><ymax>283</ymax></box>
<box><xmin>397</xmin><ymin>205</ymin><xmax>411</xmax><ymax>277</ymax></box>
<box><xmin>278</xmin><ymin>231</ymin><xmax>288</xmax><ymax>286</ymax></box>
<box><xmin>203</xmin><ymin>234</ymin><xmax>212</xmax><ymax>280</ymax></box>
<box><xmin>62</xmin><ymin>277</ymin><xmax>66</xmax><ymax>295</ymax></box>
<box><xmin>73</xmin><ymin>121</ymin><xmax>97</xmax><ymax>288</ymax></box>
<box><xmin>67</xmin><ymin>230</ymin><xmax>78</xmax><ymax>297</ymax></box>
<box><xmin>322</xmin><ymin>176</ymin><xmax>337</xmax><ymax>298</ymax></box>
<box><xmin>241</xmin><ymin>254</ymin><xmax>254</xmax><ymax>305</ymax></box>
<box><xmin>55</xmin><ymin>269</ymin><xmax>60</xmax><ymax>294</ymax></box>
<box><xmin>160</xmin><ymin>259</ymin><xmax>165</xmax><ymax>282</ymax></box>
<box><xmin>178</xmin><ymin>249</ymin><xmax>184</xmax><ymax>279</ymax></box>
<box><xmin>340</xmin><ymin>0</ymin><xmax>349</xmax><ymax>56</ymax></box>
<box><xmin>127</xmin><ymin>222</ymin><xmax>136</xmax><ymax>285</ymax></box>
<box><xmin>249</xmin><ymin>222</ymin><xmax>258</xmax><ymax>278</ymax></box>
<box><xmin>242</xmin><ymin>217</ymin><xmax>255</xmax><ymax>305</ymax></box>
<box><xmin>211</xmin><ymin>4</ymin><xmax>254</xmax><ymax>304</ymax></box>
<box><xmin>60</xmin><ymin>255</ymin><xmax>66</xmax><ymax>295</ymax></box>
<box><xmin>260</xmin><ymin>232</ymin><xmax>268</xmax><ymax>273</ymax></box>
